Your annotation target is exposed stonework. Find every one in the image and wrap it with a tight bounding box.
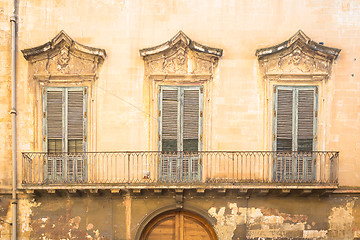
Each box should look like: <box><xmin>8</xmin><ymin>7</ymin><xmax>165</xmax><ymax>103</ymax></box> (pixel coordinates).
<box><xmin>208</xmin><ymin>203</ymin><xmax>245</xmax><ymax>240</ymax></box>
<box><xmin>208</xmin><ymin>199</ymin><xmax>359</xmax><ymax>240</ymax></box>
<box><xmin>328</xmin><ymin>198</ymin><xmax>357</xmax><ymax>239</ymax></box>
<box><xmin>0</xmin><ymin>197</ymin><xmax>11</xmax><ymax>239</ymax></box>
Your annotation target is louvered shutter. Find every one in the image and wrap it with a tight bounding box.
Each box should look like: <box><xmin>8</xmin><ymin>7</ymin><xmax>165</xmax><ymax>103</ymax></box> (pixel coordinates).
<box><xmin>297</xmin><ymin>89</ymin><xmax>315</xmax><ymax>180</ymax></box>
<box><xmin>276</xmin><ymin>89</ymin><xmax>293</xmax><ymax>151</ymax></box>
<box><xmin>44</xmin><ymin>87</ymin><xmax>87</xmax><ymax>183</ymax></box>
<box><xmin>275</xmin><ymin>89</ymin><xmax>293</xmax><ymax>180</ymax></box>
<box><xmin>161</xmin><ymin>89</ymin><xmax>178</xmax><ymax>153</ymax></box>
<box><xmin>68</xmin><ymin>90</ymin><xmax>84</xmax><ymax>153</ymax></box>
<box><xmin>183</xmin><ymin>89</ymin><xmax>200</xmax><ymax>153</ymax></box>
<box><xmin>67</xmin><ymin>89</ymin><xmax>86</xmax><ymax>181</ymax></box>
<box><xmin>45</xmin><ymin>90</ymin><xmax>64</xmax><ymax>181</ymax></box>
<box><xmin>274</xmin><ymin>86</ymin><xmax>317</xmax><ymax>182</ymax></box>
<box><xmin>47</xmin><ymin>91</ymin><xmax>63</xmax><ymax>153</ymax></box>
<box><xmin>297</xmin><ymin>89</ymin><xmax>314</xmax><ymax>152</ymax></box>
<box><xmin>159</xmin><ymin>86</ymin><xmax>202</xmax><ymax>181</ymax></box>
<box><xmin>160</xmin><ymin>88</ymin><xmax>178</xmax><ymax>180</ymax></box>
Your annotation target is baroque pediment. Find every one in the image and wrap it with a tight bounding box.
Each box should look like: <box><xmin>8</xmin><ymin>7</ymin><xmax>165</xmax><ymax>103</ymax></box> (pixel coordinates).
<box><xmin>256</xmin><ymin>30</ymin><xmax>340</xmax><ymax>79</ymax></box>
<box><xmin>22</xmin><ymin>31</ymin><xmax>106</xmax><ymax>80</ymax></box>
<box><xmin>140</xmin><ymin>31</ymin><xmax>223</xmax><ymax>77</ymax></box>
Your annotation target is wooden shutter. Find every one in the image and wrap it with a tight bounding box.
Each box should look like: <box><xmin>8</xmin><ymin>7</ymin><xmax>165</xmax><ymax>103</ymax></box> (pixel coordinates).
<box><xmin>161</xmin><ymin>89</ymin><xmax>178</xmax><ymax>153</ymax></box>
<box><xmin>159</xmin><ymin>86</ymin><xmax>203</xmax><ymax>181</ymax></box>
<box><xmin>44</xmin><ymin>87</ymin><xmax>87</xmax><ymax>182</ymax></box>
<box><xmin>47</xmin><ymin>90</ymin><xmax>63</xmax><ymax>153</ymax></box>
<box><xmin>276</xmin><ymin>89</ymin><xmax>293</xmax><ymax>151</ymax></box>
<box><xmin>297</xmin><ymin>89</ymin><xmax>314</xmax><ymax>152</ymax></box>
<box><xmin>274</xmin><ymin>86</ymin><xmax>317</xmax><ymax>181</ymax></box>
<box><xmin>297</xmin><ymin>89</ymin><xmax>315</xmax><ymax>180</ymax></box>
<box><xmin>45</xmin><ymin>90</ymin><xmax>64</xmax><ymax>181</ymax></box>
<box><xmin>183</xmin><ymin>89</ymin><xmax>199</xmax><ymax>153</ymax></box>
<box><xmin>68</xmin><ymin>90</ymin><xmax>84</xmax><ymax>153</ymax></box>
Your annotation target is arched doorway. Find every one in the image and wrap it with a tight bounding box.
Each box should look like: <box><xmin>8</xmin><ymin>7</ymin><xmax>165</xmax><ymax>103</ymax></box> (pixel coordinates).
<box><xmin>141</xmin><ymin>210</ymin><xmax>217</xmax><ymax>240</ymax></box>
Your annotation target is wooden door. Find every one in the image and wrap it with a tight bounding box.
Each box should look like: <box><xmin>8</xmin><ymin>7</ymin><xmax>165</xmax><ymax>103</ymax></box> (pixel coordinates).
<box><xmin>141</xmin><ymin>211</ymin><xmax>217</xmax><ymax>240</ymax></box>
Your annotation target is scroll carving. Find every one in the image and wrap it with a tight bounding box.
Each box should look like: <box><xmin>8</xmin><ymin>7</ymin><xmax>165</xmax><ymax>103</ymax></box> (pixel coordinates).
<box><xmin>141</xmin><ymin>31</ymin><xmax>222</xmax><ymax>78</ymax></box>
<box><xmin>145</xmin><ymin>50</ymin><xmax>215</xmax><ymax>76</ymax></box>
<box><xmin>263</xmin><ymin>48</ymin><xmax>331</xmax><ymax>75</ymax></box>
<box><xmin>22</xmin><ymin>31</ymin><xmax>106</xmax><ymax>81</ymax></box>
<box><xmin>32</xmin><ymin>52</ymin><xmax>95</xmax><ymax>76</ymax></box>
<box><xmin>193</xmin><ymin>58</ymin><xmax>213</xmax><ymax>74</ymax></box>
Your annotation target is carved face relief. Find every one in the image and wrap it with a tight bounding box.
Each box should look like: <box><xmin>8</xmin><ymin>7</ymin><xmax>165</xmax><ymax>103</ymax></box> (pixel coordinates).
<box><xmin>291</xmin><ymin>49</ymin><xmax>302</xmax><ymax>65</ymax></box>
<box><xmin>57</xmin><ymin>48</ymin><xmax>70</xmax><ymax>73</ymax></box>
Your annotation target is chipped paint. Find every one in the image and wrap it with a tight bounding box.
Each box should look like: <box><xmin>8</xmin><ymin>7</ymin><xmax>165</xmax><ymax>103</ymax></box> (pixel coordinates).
<box><xmin>209</xmin><ymin>203</ymin><xmax>246</xmax><ymax>240</ymax></box>
<box><xmin>303</xmin><ymin>230</ymin><xmax>327</xmax><ymax>238</ymax></box>
<box><xmin>329</xmin><ymin>199</ymin><xmax>355</xmax><ymax>230</ymax></box>
<box><xmin>209</xmin><ymin>202</ymin><xmax>332</xmax><ymax>240</ymax></box>
<box><xmin>0</xmin><ymin>199</ymin><xmax>12</xmax><ymax>239</ymax></box>
<box><xmin>328</xmin><ymin>198</ymin><xmax>358</xmax><ymax>239</ymax></box>
<box><xmin>18</xmin><ymin>198</ymin><xmax>41</xmax><ymax>236</ymax></box>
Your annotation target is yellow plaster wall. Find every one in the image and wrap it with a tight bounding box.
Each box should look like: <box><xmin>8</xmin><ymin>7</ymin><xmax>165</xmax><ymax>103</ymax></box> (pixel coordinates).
<box><xmin>0</xmin><ymin>0</ymin><xmax>12</xmax><ymax>187</ymax></box>
<box><xmin>1</xmin><ymin>0</ymin><xmax>360</xmax><ymax>187</ymax></box>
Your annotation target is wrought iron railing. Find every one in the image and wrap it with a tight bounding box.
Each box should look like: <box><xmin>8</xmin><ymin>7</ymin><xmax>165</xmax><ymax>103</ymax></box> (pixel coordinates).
<box><xmin>22</xmin><ymin>151</ymin><xmax>339</xmax><ymax>186</ymax></box>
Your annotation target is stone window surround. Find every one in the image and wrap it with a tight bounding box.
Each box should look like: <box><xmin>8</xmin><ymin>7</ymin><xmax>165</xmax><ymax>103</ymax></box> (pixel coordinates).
<box><xmin>21</xmin><ymin>30</ymin><xmax>106</xmax><ymax>152</ymax></box>
<box><xmin>256</xmin><ymin>30</ymin><xmax>340</xmax><ymax>151</ymax></box>
<box><xmin>139</xmin><ymin>31</ymin><xmax>223</xmax><ymax>151</ymax></box>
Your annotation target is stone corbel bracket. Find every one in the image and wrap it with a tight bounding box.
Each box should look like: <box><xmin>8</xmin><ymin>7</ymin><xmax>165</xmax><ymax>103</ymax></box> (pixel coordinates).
<box><xmin>21</xmin><ymin>30</ymin><xmax>106</xmax><ymax>82</ymax></box>
<box><xmin>256</xmin><ymin>30</ymin><xmax>341</xmax><ymax>82</ymax></box>
<box><xmin>139</xmin><ymin>31</ymin><xmax>223</xmax><ymax>81</ymax></box>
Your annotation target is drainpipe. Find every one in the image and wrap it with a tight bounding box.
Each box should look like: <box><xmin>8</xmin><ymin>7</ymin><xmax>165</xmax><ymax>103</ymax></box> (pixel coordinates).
<box><xmin>10</xmin><ymin>0</ymin><xmax>18</xmax><ymax>239</ymax></box>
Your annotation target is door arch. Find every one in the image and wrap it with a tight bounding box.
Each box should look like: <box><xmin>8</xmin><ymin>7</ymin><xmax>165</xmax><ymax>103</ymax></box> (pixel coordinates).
<box><xmin>140</xmin><ymin>210</ymin><xmax>218</xmax><ymax>240</ymax></box>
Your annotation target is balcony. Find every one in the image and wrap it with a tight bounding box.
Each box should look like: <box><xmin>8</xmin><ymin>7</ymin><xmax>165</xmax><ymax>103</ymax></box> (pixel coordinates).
<box><xmin>22</xmin><ymin>151</ymin><xmax>339</xmax><ymax>191</ymax></box>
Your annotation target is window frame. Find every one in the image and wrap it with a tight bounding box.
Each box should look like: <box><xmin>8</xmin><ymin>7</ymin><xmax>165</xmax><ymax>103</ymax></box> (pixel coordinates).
<box><xmin>272</xmin><ymin>85</ymin><xmax>318</xmax><ymax>152</ymax></box>
<box><xmin>158</xmin><ymin>85</ymin><xmax>204</xmax><ymax>153</ymax></box>
<box><xmin>42</xmin><ymin>86</ymin><xmax>88</xmax><ymax>153</ymax></box>
<box><xmin>42</xmin><ymin>86</ymin><xmax>88</xmax><ymax>182</ymax></box>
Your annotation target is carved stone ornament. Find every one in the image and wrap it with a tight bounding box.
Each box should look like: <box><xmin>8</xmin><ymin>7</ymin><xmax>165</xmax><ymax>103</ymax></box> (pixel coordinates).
<box><xmin>22</xmin><ymin>30</ymin><xmax>106</xmax><ymax>81</ymax></box>
<box><xmin>256</xmin><ymin>30</ymin><xmax>341</xmax><ymax>81</ymax></box>
<box><xmin>140</xmin><ymin>31</ymin><xmax>222</xmax><ymax>79</ymax></box>
<box><xmin>57</xmin><ymin>47</ymin><xmax>70</xmax><ymax>73</ymax></box>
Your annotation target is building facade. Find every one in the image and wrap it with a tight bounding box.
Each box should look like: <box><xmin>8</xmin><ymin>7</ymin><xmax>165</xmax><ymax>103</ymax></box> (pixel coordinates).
<box><xmin>0</xmin><ymin>0</ymin><xmax>360</xmax><ymax>239</ymax></box>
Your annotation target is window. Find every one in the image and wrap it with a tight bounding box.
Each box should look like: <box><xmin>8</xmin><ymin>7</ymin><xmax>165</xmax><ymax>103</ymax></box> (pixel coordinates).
<box><xmin>43</xmin><ymin>87</ymin><xmax>87</xmax><ymax>182</ymax></box>
<box><xmin>158</xmin><ymin>86</ymin><xmax>203</xmax><ymax>181</ymax></box>
<box><xmin>273</xmin><ymin>86</ymin><xmax>318</xmax><ymax>181</ymax></box>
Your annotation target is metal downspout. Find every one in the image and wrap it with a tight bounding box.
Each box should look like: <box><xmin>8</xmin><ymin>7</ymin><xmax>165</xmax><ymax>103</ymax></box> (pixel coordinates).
<box><xmin>10</xmin><ymin>0</ymin><xmax>18</xmax><ymax>239</ymax></box>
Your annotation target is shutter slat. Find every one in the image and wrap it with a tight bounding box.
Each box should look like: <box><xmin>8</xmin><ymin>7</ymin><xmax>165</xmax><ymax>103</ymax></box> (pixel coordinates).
<box><xmin>47</xmin><ymin>91</ymin><xmax>63</xmax><ymax>139</ymax></box>
<box><xmin>68</xmin><ymin>91</ymin><xmax>84</xmax><ymax>139</ymax></box>
<box><xmin>276</xmin><ymin>89</ymin><xmax>293</xmax><ymax>151</ymax></box>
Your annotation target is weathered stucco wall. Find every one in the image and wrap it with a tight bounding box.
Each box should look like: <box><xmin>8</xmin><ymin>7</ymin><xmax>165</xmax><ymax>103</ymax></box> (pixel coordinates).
<box><xmin>3</xmin><ymin>0</ymin><xmax>359</xmax><ymax>187</ymax></box>
<box><xmin>0</xmin><ymin>193</ymin><xmax>359</xmax><ymax>239</ymax></box>
<box><xmin>0</xmin><ymin>0</ymin><xmax>12</xmax><ymax>188</ymax></box>
<box><xmin>1</xmin><ymin>0</ymin><xmax>360</xmax><ymax>239</ymax></box>
<box><xmin>0</xmin><ymin>0</ymin><xmax>359</xmax><ymax>186</ymax></box>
